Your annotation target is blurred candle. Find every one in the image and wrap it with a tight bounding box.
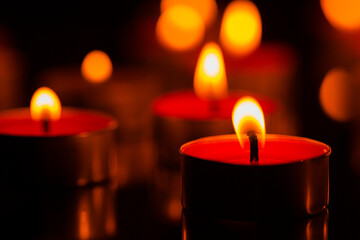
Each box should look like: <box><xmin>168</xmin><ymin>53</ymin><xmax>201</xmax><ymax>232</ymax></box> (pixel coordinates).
<box><xmin>37</xmin><ymin>53</ymin><xmax>163</xmax><ymax>188</ymax></box>
<box><xmin>0</xmin><ymin>87</ymin><xmax>118</xmax><ymax>187</ymax></box>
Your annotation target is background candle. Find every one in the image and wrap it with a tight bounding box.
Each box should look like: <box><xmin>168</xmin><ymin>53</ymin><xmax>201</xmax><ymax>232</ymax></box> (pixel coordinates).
<box><xmin>0</xmin><ymin>107</ymin><xmax>118</xmax><ymax>187</ymax></box>
<box><xmin>37</xmin><ymin>62</ymin><xmax>164</xmax><ymax>188</ymax></box>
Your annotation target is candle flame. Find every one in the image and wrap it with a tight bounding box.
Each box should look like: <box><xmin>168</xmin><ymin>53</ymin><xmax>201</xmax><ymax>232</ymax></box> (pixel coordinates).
<box><xmin>232</xmin><ymin>96</ymin><xmax>265</xmax><ymax>148</ymax></box>
<box><xmin>219</xmin><ymin>0</ymin><xmax>262</xmax><ymax>56</ymax></box>
<box><xmin>30</xmin><ymin>87</ymin><xmax>61</xmax><ymax>121</ymax></box>
<box><xmin>194</xmin><ymin>42</ymin><xmax>227</xmax><ymax>100</ymax></box>
<box><xmin>81</xmin><ymin>50</ymin><xmax>113</xmax><ymax>83</ymax></box>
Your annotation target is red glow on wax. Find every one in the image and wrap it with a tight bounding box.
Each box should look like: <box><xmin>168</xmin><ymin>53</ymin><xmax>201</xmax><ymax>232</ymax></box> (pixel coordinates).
<box><xmin>152</xmin><ymin>90</ymin><xmax>276</xmax><ymax>120</ymax></box>
<box><xmin>181</xmin><ymin>134</ymin><xmax>331</xmax><ymax>166</ymax></box>
<box><xmin>0</xmin><ymin>108</ymin><xmax>117</xmax><ymax>137</ymax></box>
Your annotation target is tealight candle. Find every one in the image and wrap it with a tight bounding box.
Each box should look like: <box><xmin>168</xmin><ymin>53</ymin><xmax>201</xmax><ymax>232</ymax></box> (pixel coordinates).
<box><xmin>180</xmin><ymin>97</ymin><xmax>330</xmax><ymax>220</ymax></box>
<box><xmin>0</xmin><ymin>87</ymin><xmax>118</xmax><ymax>188</ymax></box>
<box><xmin>37</xmin><ymin>59</ymin><xmax>163</xmax><ymax>187</ymax></box>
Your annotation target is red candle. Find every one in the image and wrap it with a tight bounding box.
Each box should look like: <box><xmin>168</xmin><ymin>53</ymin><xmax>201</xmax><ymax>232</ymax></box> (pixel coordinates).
<box><xmin>0</xmin><ymin>87</ymin><xmax>118</xmax><ymax>187</ymax></box>
<box><xmin>38</xmin><ymin>61</ymin><xmax>163</xmax><ymax>187</ymax></box>
<box><xmin>180</xmin><ymin>97</ymin><xmax>331</xmax><ymax>220</ymax></box>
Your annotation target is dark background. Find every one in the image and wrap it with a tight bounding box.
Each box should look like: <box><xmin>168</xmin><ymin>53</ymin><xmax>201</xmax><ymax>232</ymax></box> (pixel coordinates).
<box><xmin>0</xmin><ymin>1</ymin><xmax>358</xmax><ymax>239</ymax></box>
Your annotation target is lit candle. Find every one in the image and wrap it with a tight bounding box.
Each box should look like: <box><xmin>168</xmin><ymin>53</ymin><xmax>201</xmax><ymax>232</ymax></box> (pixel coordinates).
<box><xmin>151</xmin><ymin>42</ymin><xmax>277</xmax><ymax>223</ymax></box>
<box><xmin>0</xmin><ymin>87</ymin><xmax>118</xmax><ymax>187</ymax></box>
<box><xmin>180</xmin><ymin>97</ymin><xmax>330</xmax><ymax>220</ymax></box>
<box><xmin>37</xmin><ymin>52</ymin><xmax>163</xmax><ymax>187</ymax></box>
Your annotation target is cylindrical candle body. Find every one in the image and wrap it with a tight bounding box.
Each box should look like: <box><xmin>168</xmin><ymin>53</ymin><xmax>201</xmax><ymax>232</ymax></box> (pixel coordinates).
<box><xmin>180</xmin><ymin>134</ymin><xmax>330</xmax><ymax>220</ymax></box>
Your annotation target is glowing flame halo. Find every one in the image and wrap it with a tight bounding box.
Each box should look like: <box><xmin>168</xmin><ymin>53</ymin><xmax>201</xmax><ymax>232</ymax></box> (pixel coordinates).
<box><xmin>232</xmin><ymin>96</ymin><xmax>265</xmax><ymax>148</ymax></box>
<box><xmin>193</xmin><ymin>42</ymin><xmax>227</xmax><ymax>100</ymax></box>
<box><xmin>30</xmin><ymin>87</ymin><xmax>61</xmax><ymax>121</ymax></box>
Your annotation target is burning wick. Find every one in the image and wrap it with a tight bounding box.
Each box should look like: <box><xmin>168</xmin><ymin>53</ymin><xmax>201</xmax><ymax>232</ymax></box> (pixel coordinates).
<box><xmin>43</xmin><ymin>119</ymin><xmax>49</xmax><ymax>133</ymax></box>
<box><xmin>247</xmin><ymin>130</ymin><xmax>259</xmax><ymax>162</ymax></box>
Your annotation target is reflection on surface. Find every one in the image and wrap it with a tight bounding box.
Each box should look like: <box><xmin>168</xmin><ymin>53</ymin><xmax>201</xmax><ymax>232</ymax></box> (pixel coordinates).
<box><xmin>152</xmin><ymin>168</ymin><xmax>182</xmax><ymax>224</ymax></box>
<box><xmin>182</xmin><ymin>208</ymin><xmax>328</xmax><ymax>240</ymax></box>
<box><xmin>79</xmin><ymin>209</ymin><xmax>90</xmax><ymax>239</ymax></box>
<box><xmin>2</xmin><ymin>184</ymin><xmax>117</xmax><ymax>239</ymax></box>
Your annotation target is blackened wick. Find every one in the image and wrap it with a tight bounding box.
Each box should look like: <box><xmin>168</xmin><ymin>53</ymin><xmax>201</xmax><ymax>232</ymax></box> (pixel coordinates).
<box><xmin>247</xmin><ymin>130</ymin><xmax>259</xmax><ymax>162</ymax></box>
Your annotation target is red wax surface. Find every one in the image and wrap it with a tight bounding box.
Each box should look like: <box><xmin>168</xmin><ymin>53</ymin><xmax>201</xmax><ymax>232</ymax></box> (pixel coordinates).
<box><xmin>152</xmin><ymin>90</ymin><xmax>277</xmax><ymax>120</ymax></box>
<box><xmin>181</xmin><ymin>134</ymin><xmax>331</xmax><ymax>166</ymax></box>
<box><xmin>0</xmin><ymin>108</ymin><xmax>117</xmax><ymax>137</ymax></box>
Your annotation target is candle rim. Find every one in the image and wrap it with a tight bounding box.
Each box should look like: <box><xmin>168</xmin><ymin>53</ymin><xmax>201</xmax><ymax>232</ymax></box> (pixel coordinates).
<box><xmin>0</xmin><ymin>107</ymin><xmax>118</xmax><ymax>138</ymax></box>
<box><xmin>180</xmin><ymin>134</ymin><xmax>331</xmax><ymax>167</ymax></box>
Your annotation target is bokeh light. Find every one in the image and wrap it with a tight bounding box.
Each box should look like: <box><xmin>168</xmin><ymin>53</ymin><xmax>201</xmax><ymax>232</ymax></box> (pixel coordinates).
<box><xmin>156</xmin><ymin>5</ymin><xmax>205</xmax><ymax>51</ymax></box>
<box><xmin>219</xmin><ymin>0</ymin><xmax>262</xmax><ymax>56</ymax></box>
<box><xmin>81</xmin><ymin>50</ymin><xmax>113</xmax><ymax>83</ymax></box>
<box><xmin>160</xmin><ymin>0</ymin><xmax>217</xmax><ymax>27</ymax></box>
<box><xmin>320</xmin><ymin>0</ymin><xmax>360</xmax><ymax>31</ymax></box>
<box><xmin>319</xmin><ymin>68</ymin><xmax>354</xmax><ymax>122</ymax></box>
